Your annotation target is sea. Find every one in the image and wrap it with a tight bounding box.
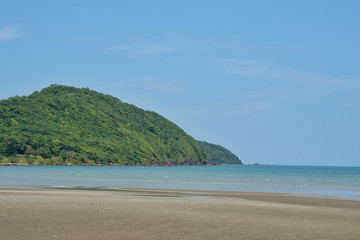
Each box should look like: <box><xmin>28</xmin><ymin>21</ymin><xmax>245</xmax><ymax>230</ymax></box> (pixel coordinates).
<box><xmin>1</xmin><ymin>165</ymin><xmax>359</xmax><ymax>200</ymax></box>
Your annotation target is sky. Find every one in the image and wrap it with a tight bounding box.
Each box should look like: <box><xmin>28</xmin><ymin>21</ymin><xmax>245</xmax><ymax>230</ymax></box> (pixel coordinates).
<box><xmin>1</xmin><ymin>0</ymin><xmax>359</xmax><ymax>166</ymax></box>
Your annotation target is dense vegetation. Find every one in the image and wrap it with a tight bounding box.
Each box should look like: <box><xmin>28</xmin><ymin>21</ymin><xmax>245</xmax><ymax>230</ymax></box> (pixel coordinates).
<box><xmin>197</xmin><ymin>141</ymin><xmax>242</xmax><ymax>165</ymax></box>
<box><xmin>0</xmin><ymin>85</ymin><xmax>208</xmax><ymax>165</ymax></box>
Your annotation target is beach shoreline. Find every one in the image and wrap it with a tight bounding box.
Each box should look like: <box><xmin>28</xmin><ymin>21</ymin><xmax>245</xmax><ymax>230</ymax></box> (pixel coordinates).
<box><xmin>1</xmin><ymin>187</ymin><xmax>359</xmax><ymax>240</ymax></box>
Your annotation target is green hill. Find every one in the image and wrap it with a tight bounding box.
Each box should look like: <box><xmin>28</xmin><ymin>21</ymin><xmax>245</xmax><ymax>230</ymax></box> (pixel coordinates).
<box><xmin>0</xmin><ymin>85</ymin><xmax>208</xmax><ymax>165</ymax></box>
<box><xmin>197</xmin><ymin>141</ymin><xmax>242</xmax><ymax>165</ymax></box>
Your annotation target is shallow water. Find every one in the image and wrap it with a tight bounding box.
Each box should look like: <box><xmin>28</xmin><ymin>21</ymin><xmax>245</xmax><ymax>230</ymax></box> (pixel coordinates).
<box><xmin>0</xmin><ymin>165</ymin><xmax>359</xmax><ymax>199</ymax></box>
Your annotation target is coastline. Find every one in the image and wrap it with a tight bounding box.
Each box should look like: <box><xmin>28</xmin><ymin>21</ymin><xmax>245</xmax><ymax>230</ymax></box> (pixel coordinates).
<box><xmin>1</xmin><ymin>187</ymin><xmax>359</xmax><ymax>240</ymax></box>
<box><xmin>0</xmin><ymin>162</ymin><xmax>235</xmax><ymax>166</ymax></box>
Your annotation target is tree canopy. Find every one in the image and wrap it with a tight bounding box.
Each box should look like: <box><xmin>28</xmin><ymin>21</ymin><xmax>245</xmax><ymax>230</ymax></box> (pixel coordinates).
<box><xmin>197</xmin><ymin>141</ymin><xmax>242</xmax><ymax>165</ymax></box>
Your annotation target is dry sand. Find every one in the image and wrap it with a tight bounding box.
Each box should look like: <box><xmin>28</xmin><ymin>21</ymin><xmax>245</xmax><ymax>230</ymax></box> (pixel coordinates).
<box><xmin>0</xmin><ymin>187</ymin><xmax>359</xmax><ymax>240</ymax></box>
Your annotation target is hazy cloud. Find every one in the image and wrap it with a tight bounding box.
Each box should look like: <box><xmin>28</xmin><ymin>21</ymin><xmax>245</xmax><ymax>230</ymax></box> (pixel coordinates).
<box><xmin>0</xmin><ymin>25</ymin><xmax>24</xmax><ymax>41</ymax></box>
<box><xmin>227</xmin><ymin>88</ymin><xmax>291</xmax><ymax>115</ymax></box>
<box><xmin>336</xmin><ymin>94</ymin><xmax>360</xmax><ymax>107</ymax></box>
<box><xmin>216</xmin><ymin>58</ymin><xmax>360</xmax><ymax>91</ymax></box>
<box><xmin>109</xmin><ymin>40</ymin><xmax>186</xmax><ymax>56</ymax></box>
<box><xmin>241</xmin><ymin>88</ymin><xmax>290</xmax><ymax>101</ymax></box>
<box><xmin>174</xmin><ymin>56</ymin><xmax>192</xmax><ymax>60</ymax></box>
<box><xmin>121</xmin><ymin>75</ymin><xmax>187</xmax><ymax>94</ymax></box>
<box><xmin>235</xmin><ymin>101</ymin><xmax>272</xmax><ymax>114</ymax></box>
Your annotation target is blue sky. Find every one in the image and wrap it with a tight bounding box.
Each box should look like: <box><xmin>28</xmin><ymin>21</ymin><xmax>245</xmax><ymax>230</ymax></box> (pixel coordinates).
<box><xmin>1</xmin><ymin>0</ymin><xmax>359</xmax><ymax>166</ymax></box>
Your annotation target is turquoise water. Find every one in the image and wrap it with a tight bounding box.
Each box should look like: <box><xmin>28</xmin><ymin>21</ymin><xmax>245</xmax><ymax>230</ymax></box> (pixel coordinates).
<box><xmin>1</xmin><ymin>165</ymin><xmax>359</xmax><ymax>199</ymax></box>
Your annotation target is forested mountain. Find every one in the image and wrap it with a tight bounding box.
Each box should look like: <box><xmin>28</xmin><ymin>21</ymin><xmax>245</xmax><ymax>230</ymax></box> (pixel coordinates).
<box><xmin>0</xmin><ymin>85</ymin><xmax>208</xmax><ymax>165</ymax></box>
<box><xmin>197</xmin><ymin>141</ymin><xmax>242</xmax><ymax>165</ymax></box>
<box><xmin>0</xmin><ymin>85</ymin><xmax>241</xmax><ymax>165</ymax></box>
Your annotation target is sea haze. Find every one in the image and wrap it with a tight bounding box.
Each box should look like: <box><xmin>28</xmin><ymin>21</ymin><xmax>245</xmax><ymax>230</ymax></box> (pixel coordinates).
<box><xmin>1</xmin><ymin>165</ymin><xmax>359</xmax><ymax>200</ymax></box>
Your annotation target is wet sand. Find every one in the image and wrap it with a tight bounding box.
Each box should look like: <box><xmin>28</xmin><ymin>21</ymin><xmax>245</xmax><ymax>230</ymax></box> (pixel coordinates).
<box><xmin>0</xmin><ymin>187</ymin><xmax>359</xmax><ymax>240</ymax></box>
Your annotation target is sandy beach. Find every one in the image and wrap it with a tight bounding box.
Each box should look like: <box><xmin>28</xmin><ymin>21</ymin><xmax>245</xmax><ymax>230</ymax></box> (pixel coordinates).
<box><xmin>0</xmin><ymin>187</ymin><xmax>359</xmax><ymax>240</ymax></box>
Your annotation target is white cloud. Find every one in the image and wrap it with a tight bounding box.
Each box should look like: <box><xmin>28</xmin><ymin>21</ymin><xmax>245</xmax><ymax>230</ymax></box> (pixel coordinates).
<box><xmin>109</xmin><ymin>40</ymin><xmax>186</xmax><ymax>56</ymax></box>
<box><xmin>215</xmin><ymin>58</ymin><xmax>360</xmax><ymax>91</ymax></box>
<box><xmin>0</xmin><ymin>25</ymin><xmax>24</xmax><ymax>41</ymax></box>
